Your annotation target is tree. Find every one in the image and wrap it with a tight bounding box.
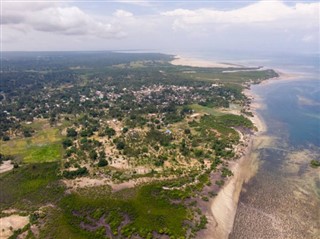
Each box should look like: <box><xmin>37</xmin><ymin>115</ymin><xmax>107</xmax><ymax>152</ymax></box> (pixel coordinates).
<box><xmin>23</xmin><ymin>129</ymin><xmax>32</xmax><ymax>137</ymax></box>
<box><xmin>66</xmin><ymin>128</ymin><xmax>77</xmax><ymax>137</ymax></box>
<box><xmin>122</xmin><ymin>127</ymin><xmax>129</xmax><ymax>133</ymax></box>
<box><xmin>105</xmin><ymin>127</ymin><xmax>116</xmax><ymax>138</ymax></box>
<box><xmin>310</xmin><ymin>160</ymin><xmax>320</xmax><ymax>168</ymax></box>
<box><xmin>116</xmin><ymin>141</ymin><xmax>125</xmax><ymax>150</ymax></box>
<box><xmin>98</xmin><ymin>159</ymin><xmax>108</xmax><ymax>167</ymax></box>
<box><xmin>89</xmin><ymin>150</ymin><xmax>98</xmax><ymax>160</ymax></box>
<box><xmin>2</xmin><ymin>135</ymin><xmax>10</xmax><ymax>141</ymax></box>
<box><xmin>62</xmin><ymin>138</ymin><xmax>73</xmax><ymax>148</ymax></box>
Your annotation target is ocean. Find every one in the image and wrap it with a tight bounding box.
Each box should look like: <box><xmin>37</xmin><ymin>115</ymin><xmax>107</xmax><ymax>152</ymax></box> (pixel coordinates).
<box><xmin>178</xmin><ymin>51</ymin><xmax>320</xmax><ymax>238</ymax></box>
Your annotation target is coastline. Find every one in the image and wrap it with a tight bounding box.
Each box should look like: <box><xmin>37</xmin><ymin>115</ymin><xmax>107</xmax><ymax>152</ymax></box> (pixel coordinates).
<box><xmin>206</xmin><ymin>91</ymin><xmax>268</xmax><ymax>239</ymax></box>
<box><xmin>260</xmin><ymin>69</ymin><xmax>304</xmax><ymax>85</ymax></box>
<box><xmin>172</xmin><ymin>54</ymin><xmax>273</xmax><ymax>239</ymax></box>
<box><xmin>170</xmin><ymin>55</ymin><xmax>244</xmax><ymax>68</ymax></box>
<box><xmin>173</xmin><ymin>55</ymin><xmax>308</xmax><ymax>239</ymax></box>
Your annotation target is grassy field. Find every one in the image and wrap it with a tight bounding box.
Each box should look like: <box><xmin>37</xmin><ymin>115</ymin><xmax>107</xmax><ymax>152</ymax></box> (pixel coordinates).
<box><xmin>0</xmin><ymin>162</ymin><xmax>64</xmax><ymax>211</ymax></box>
<box><xmin>189</xmin><ymin>104</ymin><xmax>226</xmax><ymax>116</ymax></box>
<box><xmin>0</xmin><ymin>121</ymin><xmax>63</xmax><ymax>163</ymax></box>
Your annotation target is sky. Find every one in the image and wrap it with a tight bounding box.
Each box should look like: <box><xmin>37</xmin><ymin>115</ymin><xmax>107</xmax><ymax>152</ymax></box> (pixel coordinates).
<box><xmin>1</xmin><ymin>0</ymin><xmax>319</xmax><ymax>54</ymax></box>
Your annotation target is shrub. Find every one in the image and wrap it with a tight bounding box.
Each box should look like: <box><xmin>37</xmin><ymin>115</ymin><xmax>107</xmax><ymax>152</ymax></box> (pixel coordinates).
<box><xmin>310</xmin><ymin>160</ymin><xmax>320</xmax><ymax>168</ymax></box>
<box><xmin>66</xmin><ymin>128</ymin><xmax>77</xmax><ymax>137</ymax></box>
<box><xmin>2</xmin><ymin>135</ymin><xmax>10</xmax><ymax>141</ymax></box>
<box><xmin>62</xmin><ymin>138</ymin><xmax>73</xmax><ymax>148</ymax></box>
<box><xmin>116</xmin><ymin>141</ymin><xmax>125</xmax><ymax>150</ymax></box>
<box><xmin>62</xmin><ymin>167</ymin><xmax>88</xmax><ymax>179</ymax></box>
<box><xmin>98</xmin><ymin>159</ymin><xmax>108</xmax><ymax>167</ymax></box>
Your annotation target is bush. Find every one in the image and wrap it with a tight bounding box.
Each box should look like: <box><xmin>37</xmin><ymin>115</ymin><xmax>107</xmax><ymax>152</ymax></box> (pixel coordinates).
<box><xmin>62</xmin><ymin>138</ymin><xmax>73</xmax><ymax>148</ymax></box>
<box><xmin>105</xmin><ymin>127</ymin><xmax>116</xmax><ymax>138</ymax></box>
<box><xmin>62</xmin><ymin>167</ymin><xmax>88</xmax><ymax>179</ymax></box>
<box><xmin>66</xmin><ymin>128</ymin><xmax>77</xmax><ymax>137</ymax></box>
<box><xmin>23</xmin><ymin>129</ymin><xmax>32</xmax><ymax>137</ymax></box>
<box><xmin>2</xmin><ymin>135</ymin><xmax>10</xmax><ymax>141</ymax></box>
<box><xmin>310</xmin><ymin>160</ymin><xmax>320</xmax><ymax>168</ymax></box>
<box><xmin>221</xmin><ymin>167</ymin><xmax>233</xmax><ymax>177</ymax></box>
<box><xmin>98</xmin><ymin>159</ymin><xmax>108</xmax><ymax>167</ymax></box>
<box><xmin>89</xmin><ymin>150</ymin><xmax>98</xmax><ymax>160</ymax></box>
<box><xmin>116</xmin><ymin>141</ymin><xmax>125</xmax><ymax>150</ymax></box>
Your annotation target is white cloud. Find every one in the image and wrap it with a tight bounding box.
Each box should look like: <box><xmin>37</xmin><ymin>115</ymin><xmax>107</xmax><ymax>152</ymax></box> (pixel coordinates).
<box><xmin>2</xmin><ymin>0</ymin><xmax>319</xmax><ymax>53</ymax></box>
<box><xmin>114</xmin><ymin>0</ymin><xmax>151</xmax><ymax>7</ymax></box>
<box><xmin>2</xmin><ymin>2</ymin><xmax>125</xmax><ymax>39</ymax></box>
<box><xmin>302</xmin><ymin>35</ymin><xmax>315</xmax><ymax>43</ymax></box>
<box><xmin>162</xmin><ymin>1</ymin><xmax>319</xmax><ymax>28</ymax></box>
<box><xmin>114</xmin><ymin>9</ymin><xmax>134</xmax><ymax>18</ymax></box>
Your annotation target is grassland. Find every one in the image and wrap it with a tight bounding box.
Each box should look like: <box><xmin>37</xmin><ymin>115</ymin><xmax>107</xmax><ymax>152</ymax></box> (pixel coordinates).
<box><xmin>189</xmin><ymin>104</ymin><xmax>226</xmax><ymax>116</ymax></box>
<box><xmin>0</xmin><ymin>162</ymin><xmax>64</xmax><ymax>211</ymax></box>
<box><xmin>0</xmin><ymin>121</ymin><xmax>63</xmax><ymax>163</ymax></box>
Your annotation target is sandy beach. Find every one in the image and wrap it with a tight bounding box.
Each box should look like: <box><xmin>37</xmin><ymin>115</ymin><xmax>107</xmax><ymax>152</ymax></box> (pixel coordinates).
<box><xmin>196</xmin><ymin>57</ymin><xmax>310</xmax><ymax>239</ymax></box>
<box><xmin>260</xmin><ymin>70</ymin><xmax>304</xmax><ymax>85</ymax></box>
<box><xmin>176</xmin><ymin>55</ymin><xmax>277</xmax><ymax>239</ymax></box>
<box><xmin>171</xmin><ymin>56</ymin><xmax>244</xmax><ymax>68</ymax></box>
<box><xmin>197</xmin><ymin>88</ymin><xmax>268</xmax><ymax>239</ymax></box>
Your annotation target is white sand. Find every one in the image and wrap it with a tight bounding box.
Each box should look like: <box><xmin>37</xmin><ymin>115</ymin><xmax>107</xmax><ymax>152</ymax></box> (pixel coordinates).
<box><xmin>0</xmin><ymin>215</ymin><xmax>29</xmax><ymax>239</ymax></box>
<box><xmin>203</xmin><ymin>84</ymin><xmax>270</xmax><ymax>238</ymax></box>
<box><xmin>208</xmin><ymin>138</ymin><xmax>261</xmax><ymax>239</ymax></box>
<box><xmin>0</xmin><ymin>161</ymin><xmax>13</xmax><ymax>174</ymax></box>
<box><xmin>171</xmin><ymin>56</ymin><xmax>244</xmax><ymax>68</ymax></box>
<box><xmin>260</xmin><ymin>70</ymin><xmax>304</xmax><ymax>86</ymax></box>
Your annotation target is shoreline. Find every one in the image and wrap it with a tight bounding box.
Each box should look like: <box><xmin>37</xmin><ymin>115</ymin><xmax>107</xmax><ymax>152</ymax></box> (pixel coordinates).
<box><xmin>170</xmin><ymin>55</ymin><xmax>244</xmax><ymax>68</ymax></box>
<box><xmin>201</xmin><ymin>63</ymin><xmax>309</xmax><ymax>238</ymax></box>
<box><xmin>206</xmin><ymin>95</ymin><xmax>266</xmax><ymax>239</ymax></box>
<box><xmin>180</xmin><ymin>55</ymin><xmax>296</xmax><ymax>239</ymax></box>
<box><xmin>260</xmin><ymin>69</ymin><xmax>305</xmax><ymax>85</ymax></box>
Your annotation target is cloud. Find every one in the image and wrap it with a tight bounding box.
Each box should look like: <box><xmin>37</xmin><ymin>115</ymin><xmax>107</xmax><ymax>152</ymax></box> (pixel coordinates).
<box><xmin>302</xmin><ymin>35</ymin><xmax>315</xmax><ymax>43</ymax></box>
<box><xmin>2</xmin><ymin>0</ymin><xmax>319</xmax><ymax>53</ymax></box>
<box><xmin>162</xmin><ymin>1</ymin><xmax>319</xmax><ymax>29</ymax></box>
<box><xmin>2</xmin><ymin>2</ymin><xmax>125</xmax><ymax>39</ymax></box>
<box><xmin>114</xmin><ymin>0</ymin><xmax>151</xmax><ymax>7</ymax></box>
<box><xmin>113</xmin><ymin>9</ymin><xmax>134</xmax><ymax>18</ymax></box>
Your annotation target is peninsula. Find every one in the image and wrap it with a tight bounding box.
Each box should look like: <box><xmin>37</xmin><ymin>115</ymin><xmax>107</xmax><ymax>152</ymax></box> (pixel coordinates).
<box><xmin>0</xmin><ymin>51</ymin><xmax>278</xmax><ymax>239</ymax></box>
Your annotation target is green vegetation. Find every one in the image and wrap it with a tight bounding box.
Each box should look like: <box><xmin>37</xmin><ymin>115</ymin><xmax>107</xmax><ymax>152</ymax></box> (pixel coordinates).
<box><xmin>0</xmin><ymin>126</ymin><xmax>63</xmax><ymax>163</ymax></box>
<box><xmin>0</xmin><ymin>162</ymin><xmax>63</xmax><ymax>211</ymax></box>
<box><xmin>310</xmin><ymin>160</ymin><xmax>320</xmax><ymax>168</ymax></box>
<box><xmin>23</xmin><ymin>143</ymin><xmax>62</xmax><ymax>163</ymax></box>
<box><xmin>52</xmin><ymin>183</ymin><xmax>189</xmax><ymax>238</ymax></box>
<box><xmin>189</xmin><ymin>104</ymin><xmax>225</xmax><ymax>116</ymax></box>
<box><xmin>0</xmin><ymin>52</ymin><xmax>275</xmax><ymax>238</ymax></box>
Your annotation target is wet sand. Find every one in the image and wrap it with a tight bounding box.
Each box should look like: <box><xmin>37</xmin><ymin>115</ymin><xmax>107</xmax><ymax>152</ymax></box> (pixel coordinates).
<box><xmin>195</xmin><ymin>83</ymin><xmax>271</xmax><ymax>238</ymax></box>
<box><xmin>171</xmin><ymin>56</ymin><xmax>244</xmax><ymax>68</ymax></box>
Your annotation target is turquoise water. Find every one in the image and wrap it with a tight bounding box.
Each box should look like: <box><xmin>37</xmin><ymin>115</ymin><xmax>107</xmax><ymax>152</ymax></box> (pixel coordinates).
<box><xmin>177</xmin><ymin>50</ymin><xmax>320</xmax><ymax>237</ymax></box>
<box><xmin>228</xmin><ymin>55</ymin><xmax>320</xmax><ymax>238</ymax></box>
<box><xmin>254</xmin><ymin>79</ymin><xmax>320</xmax><ymax>147</ymax></box>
